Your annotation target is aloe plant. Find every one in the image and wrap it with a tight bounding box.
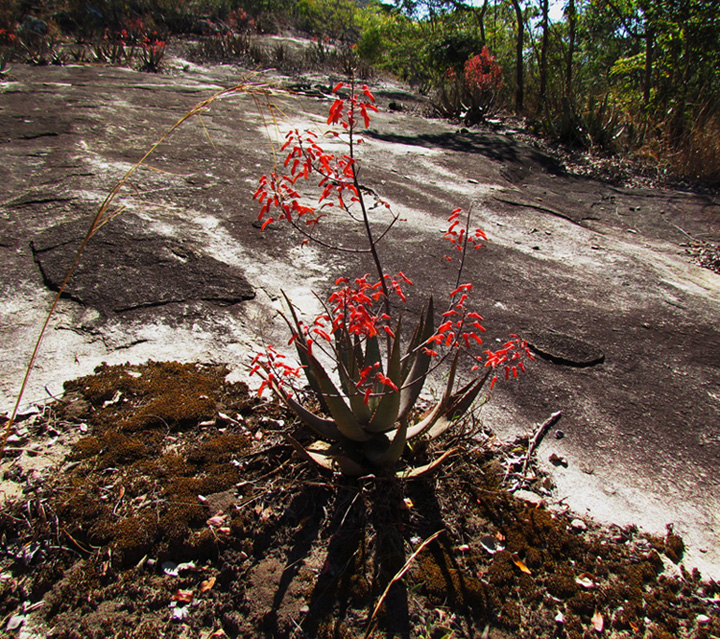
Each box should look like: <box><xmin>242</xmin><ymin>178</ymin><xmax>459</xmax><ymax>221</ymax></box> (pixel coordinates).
<box><xmin>250</xmin><ymin>79</ymin><xmax>532</xmax><ymax>476</ymax></box>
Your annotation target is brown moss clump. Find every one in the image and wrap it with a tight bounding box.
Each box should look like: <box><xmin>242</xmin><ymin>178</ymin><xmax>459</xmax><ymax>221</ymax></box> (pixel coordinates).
<box><xmin>545</xmin><ymin>565</ymin><xmax>579</xmax><ymax>600</ymax></box>
<box><xmin>64</xmin><ymin>361</ymin><xmax>230</xmax><ymax>434</ymax></box>
<box><xmin>414</xmin><ymin>542</ymin><xmax>489</xmax><ymax>615</ymax></box>
<box><xmin>499</xmin><ymin>600</ymin><xmax>521</xmax><ymax>630</ymax></box>
<box><xmin>49</xmin><ymin>362</ymin><xmax>262</xmax><ymax>566</ymax></box>
<box><xmin>664</xmin><ymin>527</ymin><xmax>685</xmax><ymax>563</ymax></box>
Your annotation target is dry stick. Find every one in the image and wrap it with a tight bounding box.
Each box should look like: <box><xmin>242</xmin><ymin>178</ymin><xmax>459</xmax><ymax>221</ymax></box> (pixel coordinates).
<box><xmin>521</xmin><ymin>410</ymin><xmax>563</xmax><ymax>477</ymax></box>
<box><xmin>363</xmin><ymin>529</ymin><xmax>444</xmax><ymax>639</ymax></box>
<box><xmin>0</xmin><ymin>78</ymin><xmax>280</xmax><ymax>460</ymax></box>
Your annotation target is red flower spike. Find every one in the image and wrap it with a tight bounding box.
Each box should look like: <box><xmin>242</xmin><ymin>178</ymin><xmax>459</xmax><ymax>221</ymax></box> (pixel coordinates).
<box><xmin>437</xmin><ymin>321</ymin><xmax>454</xmax><ymax>333</ymax></box>
<box><xmin>363</xmin><ymin>387</ymin><xmax>372</xmax><ymax>405</ymax></box>
<box><xmin>333</xmin><ymin>81</ymin><xmax>345</xmax><ymax>94</ymax></box>
<box><xmin>376</xmin><ymin>373</ymin><xmax>399</xmax><ymax>392</ymax></box>
<box><xmin>449</xmin><ymin>283</ymin><xmax>473</xmax><ymax>297</ymax></box>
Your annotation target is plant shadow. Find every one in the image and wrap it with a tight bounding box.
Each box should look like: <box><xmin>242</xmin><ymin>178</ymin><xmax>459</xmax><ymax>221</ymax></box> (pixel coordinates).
<box><xmin>262</xmin><ymin>468</ymin><xmax>484</xmax><ymax>639</ymax></box>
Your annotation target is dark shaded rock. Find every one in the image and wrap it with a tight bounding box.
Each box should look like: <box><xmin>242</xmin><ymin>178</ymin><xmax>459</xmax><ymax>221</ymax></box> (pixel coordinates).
<box><xmin>20</xmin><ymin>16</ymin><xmax>49</xmax><ymax>36</ymax></box>
<box><xmin>193</xmin><ymin>19</ymin><xmax>218</xmax><ymax>36</ymax></box>
<box><xmin>31</xmin><ymin>214</ymin><xmax>254</xmax><ymax>314</ymax></box>
<box><xmin>524</xmin><ymin>330</ymin><xmax>604</xmax><ymax>367</ymax></box>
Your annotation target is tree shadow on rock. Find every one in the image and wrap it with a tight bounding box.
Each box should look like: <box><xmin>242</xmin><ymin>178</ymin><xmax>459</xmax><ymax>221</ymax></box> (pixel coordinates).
<box><xmin>365</xmin><ymin>130</ymin><xmax>564</xmax><ymax>176</ymax></box>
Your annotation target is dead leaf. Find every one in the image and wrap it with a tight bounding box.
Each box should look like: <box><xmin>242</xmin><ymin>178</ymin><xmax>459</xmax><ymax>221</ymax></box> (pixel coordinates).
<box><xmin>512</xmin><ymin>554</ymin><xmax>532</xmax><ymax>575</ymax></box>
<box><xmin>200</xmin><ymin>576</ymin><xmax>216</xmax><ymax>592</ymax></box>
<box><xmin>576</xmin><ymin>572</ymin><xmax>596</xmax><ymax>589</ymax></box>
<box><xmin>173</xmin><ymin>589</ymin><xmax>194</xmax><ymax>603</ymax></box>
<box><xmin>206</xmin><ymin>513</ymin><xmax>227</xmax><ymax>527</ymax></box>
<box><xmin>591</xmin><ymin>610</ymin><xmax>604</xmax><ymax>633</ymax></box>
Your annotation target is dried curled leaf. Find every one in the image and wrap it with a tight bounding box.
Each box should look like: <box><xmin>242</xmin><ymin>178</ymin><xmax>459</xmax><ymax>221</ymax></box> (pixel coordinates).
<box><xmin>173</xmin><ymin>589</ymin><xmax>194</xmax><ymax>603</ymax></box>
<box><xmin>512</xmin><ymin>553</ymin><xmax>532</xmax><ymax>575</ymax></box>
<box><xmin>200</xmin><ymin>577</ymin><xmax>216</xmax><ymax>593</ymax></box>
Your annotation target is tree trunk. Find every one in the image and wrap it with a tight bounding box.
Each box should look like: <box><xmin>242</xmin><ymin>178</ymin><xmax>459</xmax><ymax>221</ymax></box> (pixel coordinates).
<box><xmin>539</xmin><ymin>0</ymin><xmax>549</xmax><ymax>107</ymax></box>
<box><xmin>565</xmin><ymin>0</ymin><xmax>576</xmax><ymax>101</ymax></box>
<box><xmin>643</xmin><ymin>23</ymin><xmax>653</xmax><ymax>107</ymax></box>
<box><xmin>511</xmin><ymin>0</ymin><xmax>524</xmax><ymax>112</ymax></box>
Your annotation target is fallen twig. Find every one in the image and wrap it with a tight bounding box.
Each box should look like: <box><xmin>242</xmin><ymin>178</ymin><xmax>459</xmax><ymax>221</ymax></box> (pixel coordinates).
<box><xmin>522</xmin><ymin>411</ymin><xmax>562</xmax><ymax>477</ymax></box>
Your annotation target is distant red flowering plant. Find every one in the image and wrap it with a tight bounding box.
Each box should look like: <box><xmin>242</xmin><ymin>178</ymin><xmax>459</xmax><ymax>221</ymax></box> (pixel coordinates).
<box><xmin>140</xmin><ymin>33</ymin><xmax>165</xmax><ymax>71</ymax></box>
<box><xmin>250</xmin><ymin>79</ymin><xmax>531</xmax><ymax>476</ymax></box>
<box><xmin>436</xmin><ymin>46</ymin><xmax>503</xmax><ymax>123</ymax></box>
<box><xmin>464</xmin><ymin>46</ymin><xmax>503</xmax><ymax>95</ymax></box>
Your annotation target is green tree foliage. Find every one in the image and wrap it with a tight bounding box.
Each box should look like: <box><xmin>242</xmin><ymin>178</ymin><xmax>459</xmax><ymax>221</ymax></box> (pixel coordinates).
<box><xmin>295</xmin><ymin>0</ymin><xmax>359</xmax><ymax>40</ymax></box>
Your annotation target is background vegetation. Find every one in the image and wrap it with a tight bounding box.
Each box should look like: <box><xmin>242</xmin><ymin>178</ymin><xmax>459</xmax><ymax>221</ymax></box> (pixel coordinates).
<box><xmin>1</xmin><ymin>0</ymin><xmax>718</xmax><ymax>185</ymax></box>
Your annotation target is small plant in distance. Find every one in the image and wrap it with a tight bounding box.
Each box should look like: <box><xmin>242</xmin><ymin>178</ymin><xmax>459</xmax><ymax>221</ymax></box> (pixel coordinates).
<box><xmin>251</xmin><ymin>79</ymin><xmax>531</xmax><ymax>476</ymax></box>
<box><xmin>139</xmin><ymin>31</ymin><xmax>165</xmax><ymax>72</ymax></box>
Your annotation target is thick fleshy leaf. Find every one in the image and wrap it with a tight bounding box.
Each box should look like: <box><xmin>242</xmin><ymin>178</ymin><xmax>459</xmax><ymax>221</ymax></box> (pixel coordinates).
<box><xmin>265</xmin><ymin>375</ymin><xmax>345</xmax><ymax>441</ymax></box>
<box><xmin>306</xmin><ymin>351</ymin><xmax>371</xmax><ymax>442</ymax></box>
<box><xmin>364</xmin><ymin>333</ymin><xmax>382</xmax><ymax>372</ymax></box>
<box><xmin>284</xmin><ymin>435</ymin><xmax>368</xmax><ymax>476</ymax></box>
<box><xmin>444</xmin><ymin>369</ymin><xmax>491</xmax><ymax>421</ymax></box>
<box><xmin>366</xmin><ymin>319</ymin><xmax>402</xmax><ymax>433</ymax></box>
<box><xmin>400</xmin><ymin>297</ymin><xmax>429</xmax><ymax>380</ymax></box>
<box><xmin>405</xmin><ymin>398</ymin><xmax>446</xmax><ymax>441</ymax></box>
<box><xmin>335</xmin><ymin>328</ymin><xmax>357</xmax><ymax>395</ymax></box>
<box><xmin>285</xmin><ymin>434</ymin><xmax>334</xmax><ymax>470</ymax></box>
<box><xmin>280</xmin><ymin>291</ymin><xmax>325</xmax><ymax>404</ymax></box>
<box><xmin>336</xmin><ymin>331</ymin><xmax>372</xmax><ymax>423</ymax></box>
<box><xmin>281</xmin><ymin>392</ymin><xmax>344</xmax><ymax>441</ymax></box>
<box><xmin>399</xmin><ymin>297</ymin><xmax>435</xmax><ymax>421</ymax></box>
<box><xmin>363</xmin><ymin>418</ymin><xmax>407</xmax><ymax>466</ymax></box>
<box><xmin>405</xmin><ymin>350</ymin><xmax>461</xmax><ymax>440</ymax></box>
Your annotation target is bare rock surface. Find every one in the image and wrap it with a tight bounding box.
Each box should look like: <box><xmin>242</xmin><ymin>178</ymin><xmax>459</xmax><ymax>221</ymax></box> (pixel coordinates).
<box><xmin>31</xmin><ymin>213</ymin><xmax>254</xmax><ymax>313</ymax></box>
<box><xmin>1</xmin><ymin>59</ymin><xmax>719</xmax><ymax>579</ymax></box>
